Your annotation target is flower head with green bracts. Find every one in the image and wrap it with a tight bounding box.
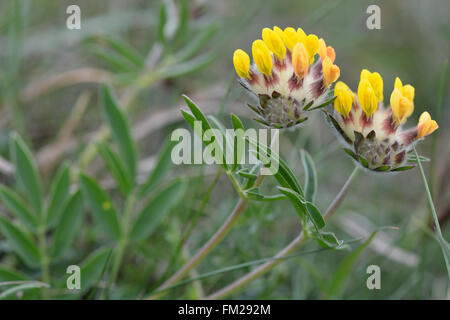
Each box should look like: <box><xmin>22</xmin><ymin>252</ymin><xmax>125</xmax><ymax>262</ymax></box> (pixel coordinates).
<box><xmin>233</xmin><ymin>26</ymin><xmax>340</xmax><ymax>129</ymax></box>
<box><xmin>327</xmin><ymin>69</ymin><xmax>438</xmax><ymax>172</ymax></box>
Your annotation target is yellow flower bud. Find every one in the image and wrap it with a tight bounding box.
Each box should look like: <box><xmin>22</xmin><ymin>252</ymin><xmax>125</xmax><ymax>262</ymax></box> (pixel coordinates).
<box><xmin>360</xmin><ymin>69</ymin><xmax>383</xmax><ymax>102</ymax></box>
<box><xmin>304</xmin><ymin>34</ymin><xmax>319</xmax><ymax>64</ymax></box>
<box><xmin>252</xmin><ymin>39</ymin><xmax>273</xmax><ymax>77</ymax></box>
<box><xmin>390</xmin><ymin>77</ymin><xmax>415</xmax><ymax>125</ymax></box>
<box><xmin>358</xmin><ymin>77</ymin><xmax>378</xmax><ymax>118</ymax></box>
<box><xmin>417</xmin><ymin>111</ymin><xmax>438</xmax><ymax>139</ymax></box>
<box><xmin>262</xmin><ymin>28</ymin><xmax>286</xmax><ymax>60</ymax></box>
<box><xmin>283</xmin><ymin>27</ymin><xmax>299</xmax><ymax>51</ymax></box>
<box><xmin>322</xmin><ymin>57</ymin><xmax>340</xmax><ymax>87</ymax></box>
<box><xmin>318</xmin><ymin>38</ymin><xmax>336</xmax><ymax>63</ymax></box>
<box><xmin>233</xmin><ymin>49</ymin><xmax>251</xmax><ymax>79</ymax></box>
<box><xmin>390</xmin><ymin>87</ymin><xmax>413</xmax><ymax>125</ymax></box>
<box><xmin>334</xmin><ymin>81</ymin><xmax>354</xmax><ymax>117</ymax></box>
<box><xmin>292</xmin><ymin>42</ymin><xmax>309</xmax><ymax>78</ymax></box>
<box><xmin>297</xmin><ymin>27</ymin><xmax>307</xmax><ymax>43</ymax></box>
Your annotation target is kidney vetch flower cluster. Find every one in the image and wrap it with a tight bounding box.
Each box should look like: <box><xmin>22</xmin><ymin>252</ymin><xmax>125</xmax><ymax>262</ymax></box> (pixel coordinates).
<box><xmin>327</xmin><ymin>69</ymin><xmax>438</xmax><ymax>172</ymax></box>
<box><xmin>233</xmin><ymin>26</ymin><xmax>340</xmax><ymax>128</ymax></box>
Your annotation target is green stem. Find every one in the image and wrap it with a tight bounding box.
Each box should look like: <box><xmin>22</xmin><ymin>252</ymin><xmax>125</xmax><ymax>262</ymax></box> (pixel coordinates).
<box><xmin>110</xmin><ymin>193</ymin><xmax>136</xmax><ymax>287</ymax></box>
<box><xmin>38</xmin><ymin>225</ymin><xmax>50</xmax><ymax>299</ymax></box>
<box><xmin>413</xmin><ymin>146</ymin><xmax>450</xmax><ymax>282</ymax></box>
<box><xmin>205</xmin><ymin>166</ymin><xmax>360</xmax><ymax>300</ymax></box>
<box><xmin>147</xmin><ymin>196</ymin><xmax>249</xmax><ymax>300</ymax></box>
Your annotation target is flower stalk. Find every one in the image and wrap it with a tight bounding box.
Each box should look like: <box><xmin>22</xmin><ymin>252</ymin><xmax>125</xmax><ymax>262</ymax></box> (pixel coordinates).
<box><xmin>205</xmin><ymin>166</ymin><xmax>360</xmax><ymax>300</ymax></box>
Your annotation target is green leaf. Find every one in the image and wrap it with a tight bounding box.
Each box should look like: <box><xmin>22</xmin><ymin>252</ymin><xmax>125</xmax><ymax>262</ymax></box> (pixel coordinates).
<box><xmin>247</xmin><ymin>136</ymin><xmax>304</xmax><ymax>196</ymax></box>
<box><xmin>173</xmin><ymin>0</ymin><xmax>188</xmax><ymax>43</ymax></box>
<box><xmin>130</xmin><ymin>179</ymin><xmax>187</xmax><ymax>241</ymax></box>
<box><xmin>277</xmin><ymin>187</ymin><xmax>325</xmax><ymax>230</ymax></box>
<box><xmin>0</xmin><ymin>267</ymin><xmax>27</xmax><ymax>282</ymax></box>
<box><xmin>231</xmin><ymin>114</ymin><xmax>245</xmax><ymax>171</ymax></box>
<box><xmin>89</xmin><ymin>45</ymin><xmax>139</xmax><ymax>73</ymax></box>
<box><xmin>392</xmin><ymin>165</ymin><xmax>415</xmax><ymax>172</ymax></box>
<box><xmin>157</xmin><ymin>3</ymin><xmax>167</xmax><ymax>45</ymax></box>
<box><xmin>51</xmin><ymin>190</ymin><xmax>84</xmax><ymax>259</ymax></box>
<box><xmin>78</xmin><ymin>247</ymin><xmax>112</xmax><ymax>295</ymax></box>
<box><xmin>79</xmin><ymin>173</ymin><xmax>121</xmax><ymax>241</ymax></box>
<box><xmin>102</xmin><ymin>85</ymin><xmax>137</xmax><ymax>183</ymax></box>
<box><xmin>181</xmin><ymin>109</ymin><xmax>196</xmax><ymax>128</ymax></box>
<box><xmin>173</xmin><ymin>25</ymin><xmax>218</xmax><ymax>62</ymax></box>
<box><xmin>305</xmin><ymin>202</ymin><xmax>326</xmax><ymax>230</ymax></box>
<box><xmin>0</xmin><ymin>215</ymin><xmax>40</xmax><ymax>267</ymax></box>
<box><xmin>46</xmin><ymin>163</ymin><xmax>71</xmax><ymax>227</ymax></box>
<box><xmin>231</xmin><ymin>114</ymin><xmax>244</xmax><ymax>131</ymax></box>
<box><xmin>10</xmin><ymin>133</ymin><xmax>42</xmax><ymax>215</ymax></box>
<box><xmin>0</xmin><ymin>186</ymin><xmax>38</xmax><ymax>231</ymax></box>
<box><xmin>162</xmin><ymin>53</ymin><xmax>215</xmax><ymax>78</ymax></box>
<box><xmin>314</xmin><ymin>231</ymin><xmax>345</xmax><ymax>249</ymax></box>
<box><xmin>97</xmin><ymin>142</ymin><xmax>132</xmax><ymax>196</ymax></box>
<box><xmin>300</xmin><ymin>150</ymin><xmax>317</xmax><ymax>203</ymax></box>
<box><xmin>245</xmin><ymin>188</ymin><xmax>286</xmax><ymax>202</ymax></box>
<box><xmin>139</xmin><ymin>139</ymin><xmax>175</xmax><ymax>198</ymax></box>
<box><xmin>277</xmin><ymin>187</ymin><xmax>308</xmax><ymax>223</ymax></box>
<box><xmin>88</xmin><ymin>35</ymin><xmax>144</xmax><ymax>67</ymax></box>
<box><xmin>328</xmin><ymin>231</ymin><xmax>378</xmax><ymax>298</ymax></box>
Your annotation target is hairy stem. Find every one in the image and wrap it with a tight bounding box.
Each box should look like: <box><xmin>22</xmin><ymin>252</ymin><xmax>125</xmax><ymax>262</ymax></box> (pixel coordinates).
<box><xmin>205</xmin><ymin>166</ymin><xmax>360</xmax><ymax>300</ymax></box>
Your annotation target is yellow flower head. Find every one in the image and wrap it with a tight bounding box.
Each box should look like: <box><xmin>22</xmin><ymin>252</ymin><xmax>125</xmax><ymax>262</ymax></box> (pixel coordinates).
<box><xmin>360</xmin><ymin>69</ymin><xmax>383</xmax><ymax>102</ymax></box>
<box><xmin>262</xmin><ymin>28</ymin><xmax>286</xmax><ymax>60</ymax></box>
<box><xmin>357</xmin><ymin>77</ymin><xmax>378</xmax><ymax>118</ymax></box>
<box><xmin>334</xmin><ymin>81</ymin><xmax>354</xmax><ymax>117</ymax></box>
<box><xmin>417</xmin><ymin>111</ymin><xmax>438</xmax><ymax>139</ymax></box>
<box><xmin>322</xmin><ymin>57</ymin><xmax>340</xmax><ymax>87</ymax></box>
<box><xmin>252</xmin><ymin>39</ymin><xmax>273</xmax><ymax>77</ymax></box>
<box><xmin>292</xmin><ymin>43</ymin><xmax>309</xmax><ymax>79</ymax></box>
<box><xmin>233</xmin><ymin>49</ymin><xmax>250</xmax><ymax>79</ymax></box>
<box><xmin>231</xmin><ymin>26</ymin><xmax>340</xmax><ymax>128</ymax></box>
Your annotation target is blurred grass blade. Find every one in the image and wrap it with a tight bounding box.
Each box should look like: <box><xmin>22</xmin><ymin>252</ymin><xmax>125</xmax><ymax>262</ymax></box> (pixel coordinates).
<box><xmin>10</xmin><ymin>133</ymin><xmax>42</xmax><ymax>215</ymax></box>
<box><xmin>0</xmin><ymin>216</ymin><xmax>40</xmax><ymax>267</ymax></box>
<box><xmin>173</xmin><ymin>25</ymin><xmax>218</xmax><ymax>62</ymax></box>
<box><xmin>130</xmin><ymin>179</ymin><xmax>187</xmax><ymax>241</ymax></box>
<box><xmin>79</xmin><ymin>173</ymin><xmax>122</xmax><ymax>241</ymax></box>
<box><xmin>88</xmin><ymin>35</ymin><xmax>144</xmax><ymax>67</ymax></box>
<box><xmin>173</xmin><ymin>0</ymin><xmax>188</xmax><ymax>44</ymax></box>
<box><xmin>0</xmin><ymin>267</ymin><xmax>28</xmax><ymax>282</ymax></box>
<box><xmin>78</xmin><ymin>247</ymin><xmax>112</xmax><ymax>295</ymax></box>
<box><xmin>0</xmin><ymin>282</ymin><xmax>49</xmax><ymax>300</ymax></box>
<box><xmin>97</xmin><ymin>142</ymin><xmax>132</xmax><ymax>196</ymax></box>
<box><xmin>46</xmin><ymin>163</ymin><xmax>71</xmax><ymax>227</ymax></box>
<box><xmin>328</xmin><ymin>231</ymin><xmax>378</xmax><ymax>298</ymax></box>
<box><xmin>51</xmin><ymin>190</ymin><xmax>84</xmax><ymax>259</ymax></box>
<box><xmin>162</xmin><ymin>52</ymin><xmax>215</xmax><ymax>78</ymax></box>
<box><xmin>139</xmin><ymin>139</ymin><xmax>176</xmax><ymax>198</ymax></box>
<box><xmin>0</xmin><ymin>186</ymin><xmax>38</xmax><ymax>231</ymax></box>
<box><xmin>102</xmin><ymin>85</ymin><xmax>137</xmax><ymax>183</ymax></box>
<box><xmin>158</xmin><ymin>3</ymin><xmax>167</xmax><ymax>46</ymax></box>
<box><xmin>89</xmin><ymin>45</ymin><xmax>140</xmax><ymax>73</ymax></box>
<box><xmin>414</xmin><ymin>146</ymin><xmax>450</xmax><ymax>280</ymax></box>
<box><xmin>300</xmin><ymin>149</ymin><xmax>317</xmax><ymax>203</ymax></box>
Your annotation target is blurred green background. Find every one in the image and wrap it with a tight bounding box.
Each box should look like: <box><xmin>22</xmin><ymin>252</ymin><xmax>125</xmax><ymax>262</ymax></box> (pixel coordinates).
<box><xmin>0</xmin><ymin>0</ymin><xmax>449</xmax><ymax>299</ymax></box>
